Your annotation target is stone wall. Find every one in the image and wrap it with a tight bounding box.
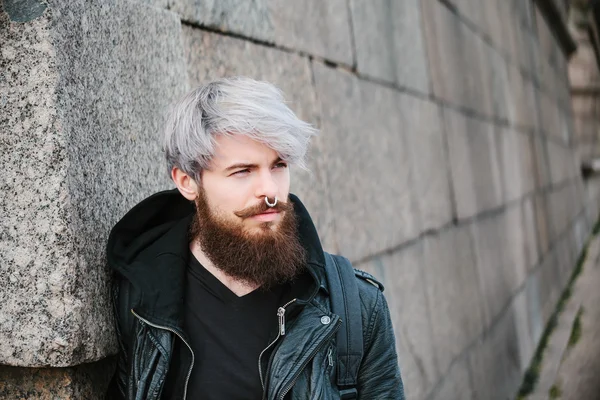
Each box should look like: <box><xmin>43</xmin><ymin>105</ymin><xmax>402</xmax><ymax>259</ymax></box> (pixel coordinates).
<box><xmin>1</xmin><ymin>0</ymin><xmax>598</xmax><ymax>399</ymax></box>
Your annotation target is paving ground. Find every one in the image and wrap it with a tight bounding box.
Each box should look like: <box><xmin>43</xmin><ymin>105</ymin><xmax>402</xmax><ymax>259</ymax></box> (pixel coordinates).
<box><xmin>551</xmin><ymin>238</ymin><xmax>600</xmax><ymax>400</ymax></box>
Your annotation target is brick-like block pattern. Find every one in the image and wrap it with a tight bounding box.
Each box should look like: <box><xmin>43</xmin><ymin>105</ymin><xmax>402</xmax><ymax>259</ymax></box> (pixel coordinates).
<box><xmin>359</xmin><ymin>243</ymin><xmax>439</xmax><ymax>400</ymax></box>
<box><xmin>470</xmin><ymin>209</ymin><xmax>528</xmax><ymax>326</ymax></box>
<box><xmin>312</xmin><ymin>63</ymin><xmax>421</xmax><ymax>261</ymax></box>
<box><xmin>350</xmin><ymin>0</ymin><xmax>429</xmax><ymax>93</ymax></box>
<box><xmin>0</xmin><ymin>2</ymin><xmax>186</xmax><ymax>367</ymax></box>
<box><xmin>495</xmin><ymin>128</ymin><xmax>536</xmax><ymax>203</ymax></box>
<box><xmin>429</xmin><ymin>356</ymin><xmax>474</xmax><ymax>400</ymax></box>
<box><xmin>181</xmin><ymin>27</ymin><xmax>338</xmax><ymax>253</ymax></box>
<box><xmin>422</xmin><ymin>226</ymin><xmax>485</xmax><ymax>374</ymax></box>
<box><xmin>443</xmin><ymin>110</ymin><xmax>503</xmax><ymax>220</ymax></box>
<box><xmin>169</xmin><ymin>0</ymin><xmax>353</xmax><ymax>65</ymax></box>
<box><xmin>421</xmin><ymin>0</ymin><xmax>492</xmax><ymax>116</ymax></box>
<box><xmin>467</xmin><ymin>300</ymin><xmax>527</xmax><ymax>400</ymax></box>
<box><xmin>402</xmin><ymin>98</ymin><xmax>453</xmax><ymax>232</ymax></box>
<box><xmin>547</xmin><ymin>141</ymin><xmax>579</xmax><ymax>185</ymax></box>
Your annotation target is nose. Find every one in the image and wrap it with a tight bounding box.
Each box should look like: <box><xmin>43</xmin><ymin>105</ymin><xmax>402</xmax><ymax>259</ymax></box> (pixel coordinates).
<box><xmin>255</xmin><ymin>170</ymin><xmax>278</xmax><ymax>200</ymax></box>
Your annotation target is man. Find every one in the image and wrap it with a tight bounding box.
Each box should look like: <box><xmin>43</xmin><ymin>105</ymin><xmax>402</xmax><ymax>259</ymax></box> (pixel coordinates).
<box><xmin>107</xmin><ymin>77</ymin><xmax>404</xmax><ymax>399</ymax></box>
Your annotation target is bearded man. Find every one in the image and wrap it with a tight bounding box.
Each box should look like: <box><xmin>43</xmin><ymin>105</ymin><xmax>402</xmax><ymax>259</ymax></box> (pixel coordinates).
<box><xmin>106</xmin><ymin>77</ymin><xmax>404</xmax><ymax>399</ymax></box>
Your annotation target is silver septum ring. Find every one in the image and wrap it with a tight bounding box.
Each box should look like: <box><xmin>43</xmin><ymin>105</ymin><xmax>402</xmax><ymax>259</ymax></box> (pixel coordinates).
<box><xmin>265</xmin><ymin>196</ymin><xmax>278</xmax><ymax>207</ymax></box>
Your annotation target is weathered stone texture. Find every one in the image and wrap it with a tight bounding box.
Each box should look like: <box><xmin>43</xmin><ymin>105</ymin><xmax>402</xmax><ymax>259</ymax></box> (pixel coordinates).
<box><xmin>495</xmin><ymin>128</ymin><xmax>535</xmax><ymax>203</ymax></box>
<box><xmin>422</xmin><ymin>226</ymin><xmax>485</xmax><ymax>374</ymax></box>
<box><xmin>421</xmin><ymin>0</ymin><xmax>492</xmax><ymax>116</ymax></box>
<box><xmin>0</xmin><ymin>1</ymin><xmax>186</xmax><ymax>367</ymax></box>
<box><xmin>311</xmin><ymin>63</ymin><xmax>421</xmax><ymax>261</ymax></box>
<box><xmin>169</xmin><ymin>0</ymin><xmax>353</xmax><ymax>65</ymax></box>
<box><xmin>402</xmin><ymin>97</ymin><xmax>453</xmax><ymax>232</ymax></box>
<box><xmin>467</xmin><ymin>299</ymin><xmax>527</xmax><ymax>400</ymax></box>
<box><xmin>443</xmin><ymin>109</ymin><xmax>503</xmax><ymax>220</ymax></box>
<box><xmin>429</xmin><ymin>356</ymin><xmax>474</xmax><ymax>400</ymax></box>
<box><xmin>350</xmin><ymin>0</ymin><xmax>429</xmax><ymax>93</ymax></box>
<box><xmin>546</xmin><ymin>141</ymin><xmax>578</xmax><ymax>185</ymax></box>
<box><xmin>359</xmin><ymin>243</ymin><xmax>439</xmax><ymax>400</ymax></box>
<box><xmin>181</xmin><ymin>27</ymin><xmax>338</xmax><ymax>253</ymax></box>
<box><xmin>470</xmin><ymin>209</ymin><xmax>528</xmax><ymax>326</ymax></box>
<box><xmin>0</xmin><ymin>357</ymin><xmax>114</xmax><ymax>399</ymax></box>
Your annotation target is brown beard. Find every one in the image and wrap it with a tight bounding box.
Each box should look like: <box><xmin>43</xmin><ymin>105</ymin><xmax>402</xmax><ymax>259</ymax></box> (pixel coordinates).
<box><xmin>190</xmin><ymin>190</ymin><xmax>307</xmax><ymax>290</ymax></box>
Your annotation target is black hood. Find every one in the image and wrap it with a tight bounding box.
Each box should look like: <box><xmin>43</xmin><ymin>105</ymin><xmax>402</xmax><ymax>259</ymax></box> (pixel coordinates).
<box><xmin>106</xmin><ymin>189</ymin><xmax>328</xmax><ymax>327</ymax></box>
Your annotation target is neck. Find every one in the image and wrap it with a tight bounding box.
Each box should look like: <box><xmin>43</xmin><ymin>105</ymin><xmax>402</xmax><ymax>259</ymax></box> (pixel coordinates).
<box><xmin>189</xmin><ymin>240</ymin><xmax>261</xmax><ymax>297</ymax></box>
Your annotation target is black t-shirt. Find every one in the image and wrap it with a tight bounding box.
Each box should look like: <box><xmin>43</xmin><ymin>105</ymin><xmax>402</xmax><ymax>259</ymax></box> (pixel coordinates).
<box><xmin>165</xmin><ymin>253</ymin><xmax>288</xmax><ymax>400</ymax></box>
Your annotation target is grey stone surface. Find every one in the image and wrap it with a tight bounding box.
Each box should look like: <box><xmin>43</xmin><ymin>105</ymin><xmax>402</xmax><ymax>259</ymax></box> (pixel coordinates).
<box><xmin>495</xmin><ymin>128</ymin><xmax>533</xmax><ymax>203</ymax></box>
<box><xmin>421</xmin><ymin>0</ymin><xmax>492</xmax><ymax>116</ymax></box>
<box><xmin>443</xmin><ymin>109</ymin><xmax>503</xmax><ymax>220</ymax></box>
<box><xmin>507</xmin><ymin>66</ymin><xmax>538</xmax><ymax>131</ymax></box>
<box><xmin>359</xmin><ymin>243</ymin><xmax>439</xmax><ymax>400</ymax></box>
<box><xmin>467</xmin><ymin>299</ymin><xmax>527</xmax><ymax>400</ymax></box>
<box><xmin>422</xmin><ymin>225</ymin><xmax>486</xmax><ymax>374</ymax></box>
<box><xmin>169</xmin><ymin>0</ymin><xmax>353</xmax><ymax>65</ymax></box>
<box><xmin>0</xmin><ymin>1</ymin><xmax>186</xmax><ymax>366</ymax></box>
<box><xmin>470</xmin><ymin>208</ymin><xmax>528</xmax><ymax>326</ymax></box>
<box><xmin>181</xmin><ymin>26</ymin><xmax>338</xmax><ymax>253</ymax></box>
<box><xmin>402</xmin><ymin>97</ymin><xmax>452</xmax><ymax>232</ymax></box>
<box><xmin>0</xmin><ymin>356</ymin><xmax>115</xmax><ymax>399</ymax></box>
<box><xmin>531</xmin><ymin>134</ymin><xmax>552</xmax><ymax>190</ymax></box>
<box><xmin>311</xmin><ymin>62</ymin><xmax>421</xmax><ymax>261</ymax></box>
<box><xmin>547</xmin><ymin>140</ymin><xmax>578</xmax><ymax>186</ymax></box>
<box><xmin>349</xmin><ymin>0</ymin><xmax>429</xmax><ymax>93</ymax></box>
<box><xmin>429</xmin><ymin>355</ymin><xmax>474</xmax><ymax>400</ymax></box>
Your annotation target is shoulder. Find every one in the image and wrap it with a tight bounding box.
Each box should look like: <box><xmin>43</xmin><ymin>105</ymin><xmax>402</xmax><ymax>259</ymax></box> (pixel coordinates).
<box><xmin>353</xmin><ymin>268</ymin><xmax>385</xmax><ymax>292</ymax></box>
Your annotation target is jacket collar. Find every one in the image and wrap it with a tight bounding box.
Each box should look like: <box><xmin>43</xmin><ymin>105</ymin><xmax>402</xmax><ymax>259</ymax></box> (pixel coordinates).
<box><xmin>107</xmin><ymin>189</ymin><xmax>329</xmax><ymax>329</ymax></box>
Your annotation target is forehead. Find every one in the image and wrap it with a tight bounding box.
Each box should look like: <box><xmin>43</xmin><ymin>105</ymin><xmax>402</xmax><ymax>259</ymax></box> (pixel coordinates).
<box><xmin>210</xmin><ymin>134</ymin><xmax>279</xmax><ymax>168</ymax></box>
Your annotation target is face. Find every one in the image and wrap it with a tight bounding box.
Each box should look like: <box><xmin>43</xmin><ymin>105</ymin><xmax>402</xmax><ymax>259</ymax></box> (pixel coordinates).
<box><xmin>200</xmin><ymin>134</ymin><xmax>291</xmax><ymax>234</ymax></box>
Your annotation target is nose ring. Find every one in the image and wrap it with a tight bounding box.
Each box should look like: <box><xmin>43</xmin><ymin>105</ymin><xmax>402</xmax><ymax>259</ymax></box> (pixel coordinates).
<box><xmin>265</xmin><ymin>196</ymin><xmax>278</xmax><ymax>207</ymax></box>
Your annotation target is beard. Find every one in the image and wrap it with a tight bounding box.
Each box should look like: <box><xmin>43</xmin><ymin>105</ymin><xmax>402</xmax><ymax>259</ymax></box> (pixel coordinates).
<box><xmin>189</xmin><ymin>190</ymin><xmax>307</xmax><ymax>290</ymax></box>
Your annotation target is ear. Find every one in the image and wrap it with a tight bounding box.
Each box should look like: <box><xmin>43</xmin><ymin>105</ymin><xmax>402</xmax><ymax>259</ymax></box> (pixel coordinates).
<box><xmin>171</xmin><ymin>167</ymin><xmax>199</xmax><ymax>200</ymax></box>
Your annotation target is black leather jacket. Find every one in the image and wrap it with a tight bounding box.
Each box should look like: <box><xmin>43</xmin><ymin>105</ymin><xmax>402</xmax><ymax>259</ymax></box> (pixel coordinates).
<box><xmin>106</xmin><ymin>190</ymin><xmax>404</xmax><ymax>399</ymax></box>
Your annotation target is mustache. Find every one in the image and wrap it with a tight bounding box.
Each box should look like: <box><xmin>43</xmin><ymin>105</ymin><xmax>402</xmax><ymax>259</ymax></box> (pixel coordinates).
<box><xmin>234</xmin><ymin>198</ymin><xmax>293</xmax><ymax>219</ymax></box>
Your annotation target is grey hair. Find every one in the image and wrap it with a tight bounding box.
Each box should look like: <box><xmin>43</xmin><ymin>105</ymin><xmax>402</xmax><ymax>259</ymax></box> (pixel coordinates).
<box><xmin>163</xmin><ymin>77</ymin><xmax>318</xmax><ymax>182</ymax></box>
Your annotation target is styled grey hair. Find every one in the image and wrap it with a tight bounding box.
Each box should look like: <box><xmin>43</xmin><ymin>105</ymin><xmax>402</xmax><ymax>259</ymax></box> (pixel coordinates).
<box><xmin>163</xmin><ymin>77</ymin><xmax>318</xmax><ymax>182</ymax></box>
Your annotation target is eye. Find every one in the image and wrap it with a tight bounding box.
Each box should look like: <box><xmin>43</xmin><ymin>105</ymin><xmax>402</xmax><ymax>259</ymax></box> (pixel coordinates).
<box><xmin>231</xmin><ymin>169</ymin><xmax>250</xmax><ymax>176</ymax></box>
<box><xmin>273</xmin><ymin>162</ymin><xmax>288</xmax><ymax>169</ymax></box>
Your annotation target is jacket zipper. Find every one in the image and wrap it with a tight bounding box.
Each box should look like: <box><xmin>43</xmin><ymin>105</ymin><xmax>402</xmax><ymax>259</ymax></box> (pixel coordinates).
<box><xmin>258</xmin><ymin>298</ymin><xmax>297</xmax><ymax>394</ymax></box>
<box><xmin>278</xmin><ymin>318</ymin><xmax>341</xmax><ymax>400</ymax></box>
<box><xmin>131</xmin><ymin>309</ymin><xmax>195</xmax><ymax>400</ymax></box>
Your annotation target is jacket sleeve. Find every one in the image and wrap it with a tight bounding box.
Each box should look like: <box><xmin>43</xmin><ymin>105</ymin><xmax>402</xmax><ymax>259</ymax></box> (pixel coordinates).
<box><xmin>106</xmin><ymin>276</ymin><xmax>132</xmax><ymax>400</ymax></box>
<box><xmin>357</xmin><ymin>289</ymin><xmax>405</xmax><ymax>400</ymax></box>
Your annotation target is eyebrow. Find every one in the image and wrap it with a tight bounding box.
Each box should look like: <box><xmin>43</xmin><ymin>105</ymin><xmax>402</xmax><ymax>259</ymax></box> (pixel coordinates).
<box><xmin>224</xmin><ymin>157</ymin><xmax>284</xmax><ymax>173</ymax></box>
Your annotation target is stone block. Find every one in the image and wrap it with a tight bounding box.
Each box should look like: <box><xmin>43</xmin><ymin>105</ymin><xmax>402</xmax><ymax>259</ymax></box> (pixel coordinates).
<box><xmin>443</xmin><ymin>109</ymin><xmax>503</xmax><ymax>220</ymax></box>
<box><xmin>402</xmin><ymin>98</ymin><xmax>452</xmax><ymax>232</ymax></box>
<box><xmin>470</xmin><ymin>209</ymin><xmax>527</xmax><ymax>326</ymax></box>
<box><xmin>359</xmin><ymin>243</ymin><xmax>439</xmax><ymax>400</ymax></box>
<box><xmin>521</xmin><ymin>197</ymin><xmax>542</xmax><ymax>271</ymax></box>
<box><xmin>350</xmin><ymin>0</ymin><xmax>429</xmax><ymax>93</ymax></box>
<box><xmin>467</xmin><ymin>300</ymin><xmax>527</xmax><ymax>400</ymax></box>
<box><xmin>482</xmin><ymin>44</ymin><xmax>510</xmax><ymax>122</ymax></box>
<box><xmin>311</xmin><ymin>63</ymin><xmax>421</xmax><ymax>261</ymax></box>
<box><xmin>547</xmin><ymin>141</ymin><xmax>578</xmax><ymax>186</ymax></box>
<box><xmin>422</xmin><ymin>226</ymin><xmax>485</xmax><ymax>374</ymax></box>
<box><xmin>181</xmin><ymin>27</ymin><xmax>339</xmax><ymax>252</ymax></box>
<box><xmin>170</xmin><ymin>0</ymin><xmax>353</xmax><ymax>65</ymax></box>
<box><xmin>0</xmin><ymin>357</ymin><xmax>114</xmax><ymax>399</ymax></box>
<box><xmin>534</xmin><ymin>192</ymin><xmax>552</xmax><ymax>258</ymax></box>
<box><xmin>507</xmin><ymin>67</ymin><xmax>538</xmax><ymax>131</ymax></box>
<box><xmin>0</xmin><ymin>1</ymin><xmax>186</xmax><ymax>366</ymax></box>
<box><xmin>429</xmin><ymin>355</ymin><xmax>474</xmax><ymax>400</ymax></box>
<box><xmin>531</xmin><ymin>135</ymin><xmax>552</xmax><ymax>189</ymax></box>
<box><xmin>495</xmin><ymin>128</ymin><xmax>526</xmax><ymax>203</ymax></box>
<box><xmin>421</xmin><ymin>0</ymin><xmax>492</xmax><ymax>116</ymax></box>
